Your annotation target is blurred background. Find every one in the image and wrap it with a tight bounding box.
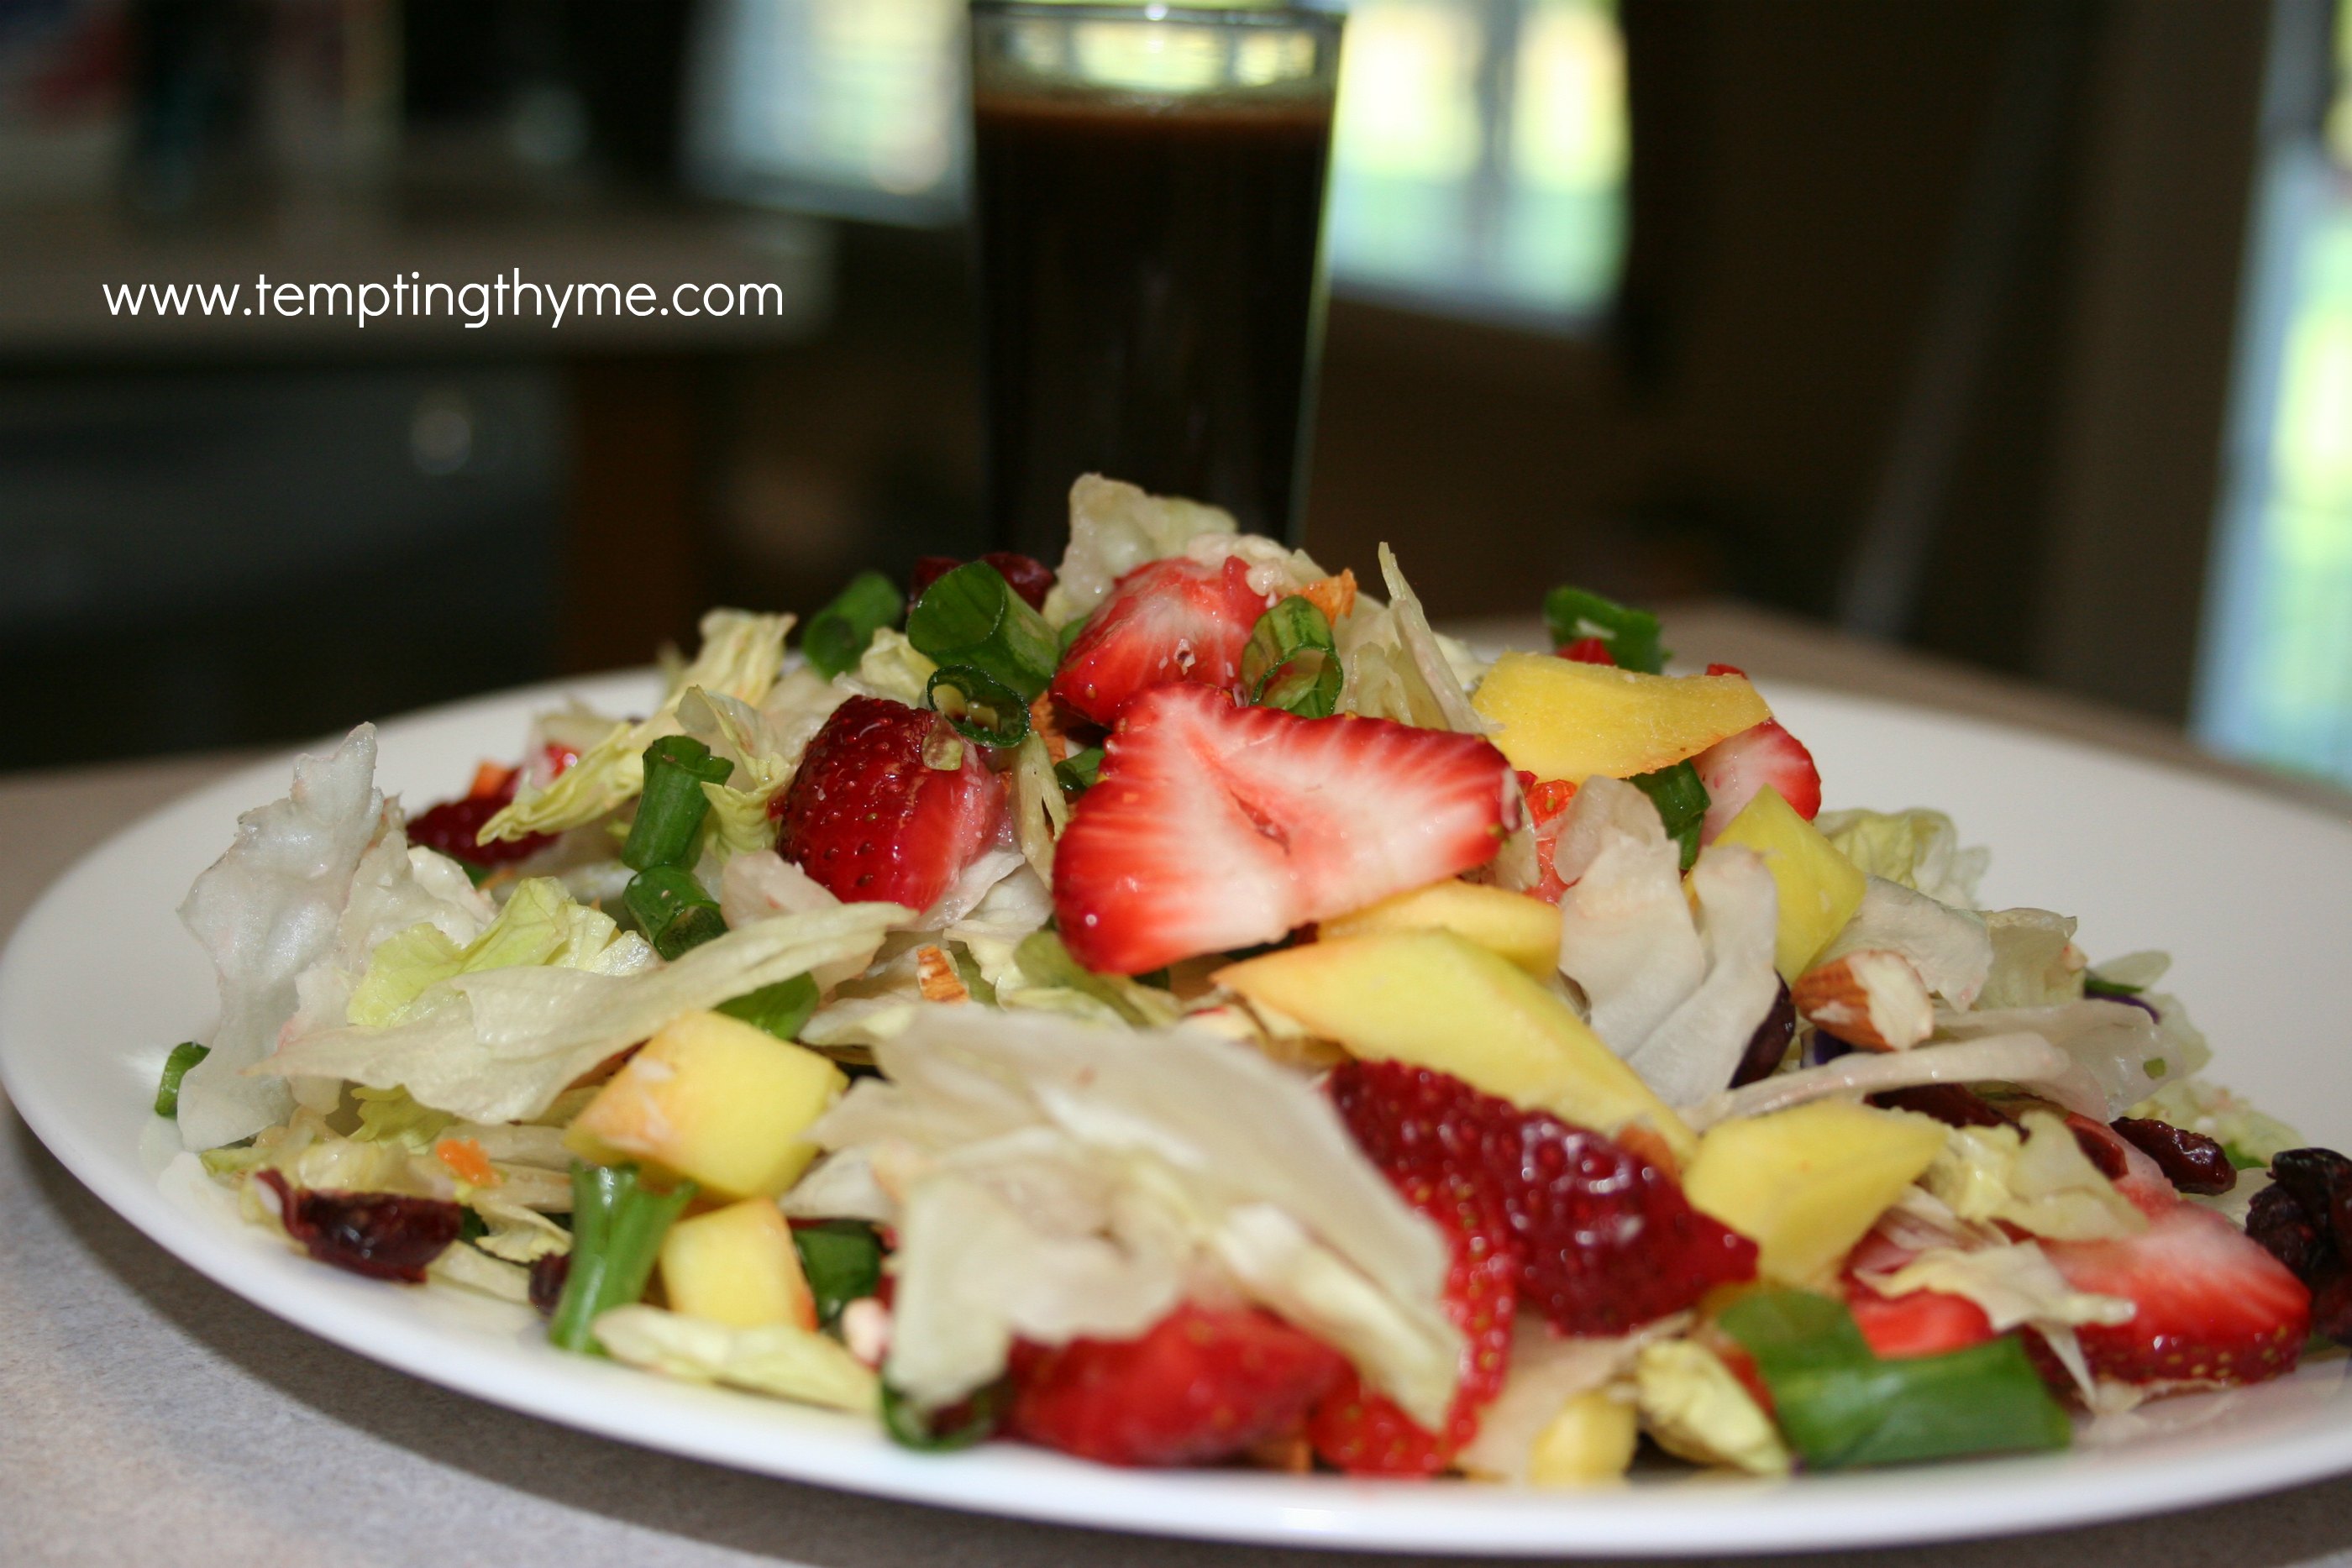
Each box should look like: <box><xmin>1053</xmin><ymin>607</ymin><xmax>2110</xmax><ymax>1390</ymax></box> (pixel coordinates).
<box><xmin>1</xmin><ymin>0</ymin><xmax>2348</xmax><ymax>791</ymax></box>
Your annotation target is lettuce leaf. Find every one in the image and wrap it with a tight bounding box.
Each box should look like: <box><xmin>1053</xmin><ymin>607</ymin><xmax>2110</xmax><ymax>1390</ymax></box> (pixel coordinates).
<box><xmin>480</xmin><ymin>609</ymin><xmax>792</xmax><ymax>842</ymax></box>
<box><xmin>1816</xmin><ymin>876</ymin><xmax>1992</xmax><ymax>1009</ymax></box>
<box><xmin>176</xmin><ymin>726</ymin><xmax>385</xmax><ymax>1150</ymax></box>
<box><xmin>1044</xmin><ymin>474</ymin><xmax>1236</xmax><ymax>624</ymax></box>
<box><xmin>839</xmin><ymin>627</ymin><xmax>935</xmax><ymax>708</ymax></box>
<box><xmin>2126</xmin><ymin>1076</ymin><xmax>2302</xmax><ymax>1169</ymax></box>
<box><xmin>1814</xmin><ymin>808</ymin><xmax>1989</xmax><ymax>908</ymax></box>
<box><xmin>592</xmin><ymin>1304</ymin><xmax>879</xmax><ymax>1413</ymax></box>
<box><xmin>1977</xmin><ymin>909</ymin><xmax>2086</xmax><ymax>1008</ymax></box>
<box><xmin>1554</xmin><ymin>777</ymin><xmax>1706</xmax><ymax>1052</ymax></box>
<box><xmin>346</xmin><ymin>876</ymin><xmax>649</xmax><ymax>1027</ymax></box>
<box><xmin>1924</xmin><ymin>1110</ymin><xmax>2147</xmax><ymax>1240</ymax></box>
<box><xmin>263</xmin><ymin>903</ymin><xmax>908</xmax><ymax>1122</ymax></box>
<box><xmin>1621</xmin><ymin>843</ymin><xmax>1782</xmax><ymax>1107</ymax></box>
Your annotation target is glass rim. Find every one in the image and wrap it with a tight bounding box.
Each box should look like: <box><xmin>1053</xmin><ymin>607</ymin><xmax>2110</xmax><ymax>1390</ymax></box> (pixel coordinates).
<box><xmin>969</xmin><ymin>2</ymin><xmax>1343</xmax><ymax>33</ymax></box>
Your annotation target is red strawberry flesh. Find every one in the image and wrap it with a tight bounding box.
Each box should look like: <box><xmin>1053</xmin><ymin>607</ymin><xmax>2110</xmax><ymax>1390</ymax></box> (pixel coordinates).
<box><xmin>1006</xmin><ymin>1302</ymin><xmax>1347</xmax><ymax>1468</ymax></box>
<box><xmin>2042</xmin><ymin>1201</ymin><xmax>2311</xmax><ymax>1389</ymax></box>
<box><xmin>1691</xmin><ymin>716</ymin><xmax>1822</xmax><ymax>844</ymax></box>
<box><xmin>1051</xmin><ymin>555</ymin><xmax>1276</xmax><ymax>725</ymax></box>
<box><xmin>1052</xmin><ymin>684</ymin><xmax>1515</xmax><ymax>973</ymax></box>
<box><xmin>1327</xmin><ymin>1060</ymin><xmax>1756</xmax><ymax>1339</ymax></box>
<box><xmin>772</xmin><ymin>695</ymin><xmax>1005</xmax><ymax>912</ymax></box>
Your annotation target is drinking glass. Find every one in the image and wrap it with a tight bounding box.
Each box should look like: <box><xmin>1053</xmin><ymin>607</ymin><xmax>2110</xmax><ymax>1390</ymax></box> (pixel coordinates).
<box><xmin>969</xmin><ymin>2</ymin><xmax>1345</xmax><ymax>555</ymax></box>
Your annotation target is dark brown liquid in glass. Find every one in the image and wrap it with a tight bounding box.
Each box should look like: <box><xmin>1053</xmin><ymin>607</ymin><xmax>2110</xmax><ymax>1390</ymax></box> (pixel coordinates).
<box><xmin>973</xmin><ymin>92</ymin><xmax>1333</xmax><ymax>554</ymax></box>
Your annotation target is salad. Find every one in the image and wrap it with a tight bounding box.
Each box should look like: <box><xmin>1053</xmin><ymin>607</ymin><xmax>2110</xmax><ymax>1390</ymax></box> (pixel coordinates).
<box><xmin>155</xmin><ymin>473</ymin><xmax>2351</xmax><ymax>1483</ymax></box>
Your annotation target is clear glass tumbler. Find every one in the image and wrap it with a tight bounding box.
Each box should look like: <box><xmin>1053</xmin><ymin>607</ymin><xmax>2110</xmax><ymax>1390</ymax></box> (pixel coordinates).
<box><xmin>969</xmin><ymin>2</ymin><xmax>1345</xmax><ymax>555</ymax></box>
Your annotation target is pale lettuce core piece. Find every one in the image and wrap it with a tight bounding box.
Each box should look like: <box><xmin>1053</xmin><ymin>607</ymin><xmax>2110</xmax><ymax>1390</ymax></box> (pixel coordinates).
<box><xmin>1622</xmin><ymin>842</ymin><xmax>1782</xmax><ymax>1108</ymax></box>
<box><xmin>480</xmin><ymin>608</ymin><xmax>792</xmax><ymax>842</ymax></box>
<box><xmin>1816</xmin><ymin>876</ymin><xmax>1992</xmax><ymax>1009</ymax></box>
<box><xmin>261</xmin><ymin>903</ymin><xmax>907</xmax><ymax>1123</ymax></box>
<box><xmin>1555</xmin><ymin>777</ymin><xmax>1707</xmax><ymax>1052</ymax></box>
<box><xmin>1925</xmin><ymin>1110</ymin><xmax>2148</xmax><ymax>1240</ymax></box>
<box><xmin>176</xmin><ymin>726</ymin><xmax>385</xmax><ymax>1151</ymax></box>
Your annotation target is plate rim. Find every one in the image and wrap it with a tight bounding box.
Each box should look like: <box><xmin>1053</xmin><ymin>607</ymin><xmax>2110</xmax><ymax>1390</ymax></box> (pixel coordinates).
<box><xmin>5</xmin><ymin>672</ymin><xmax>2352</xmax><ymax>1557</ymax></box>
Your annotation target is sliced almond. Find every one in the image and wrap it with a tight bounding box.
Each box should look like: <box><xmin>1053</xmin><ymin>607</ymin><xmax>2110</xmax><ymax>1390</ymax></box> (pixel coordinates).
<box><xmin>1300</xmin><ymin>567</ymin><xmax>1357</xmax><ymax>624</ymax></box>
<box><xmin>915</xmin><ymin>945</ymin><xmax>970</xmax><ymax>1004</ymax></box>
<box><xmin>1793</xmin><ymin>949</ymin><xmax>1934</xmax><ymax>1051</ymax></box>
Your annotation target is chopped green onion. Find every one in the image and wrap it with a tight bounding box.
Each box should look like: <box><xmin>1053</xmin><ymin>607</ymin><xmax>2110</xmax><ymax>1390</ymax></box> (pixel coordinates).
<box><xmin>2085</xmin><ymin>975</ymin><xmax>2146</xmax><ymax>999</ymax></box>
<box><xmin>802</xmin><ymin>570</ymin><xmax>905</xmax><ymax>680</ymax></box>
<box><xmin>1054</xmin><ymin>747</ymin><xmax>1105</xmax><ymax>795</ymax></box>
<box><xmin>717</xmin><ymin>972</ymin><xmax>820</xmax><ymax>1041</ymax></box>
<box><xmin>1716</xmin><ymin>1289</ymin><xmax>2071</xmax><ymax>1470</ymax></box>
<box><xmin>1632</xmin><ymin>760</ymin><xmax>1709</xmax><ymax>870</ymax></box>
<box><xmin>1542</xmin><ymin>586</ymin><xmax>1668</xmax><ymax>674</ymax></box>
<box><xmin>881</xmin><ymin>1377</ymin><xmax>1007</xmax><ymax>1451</ymax></box>
<box><xmin>926</xmin><ymin>664</ymin><xmax>1032</xmax><ymax>749</ymax></box>
<box><xmin>792</xmin><ymin>1219</ymin><xmax>884</xmax><ymax>1326</ymax></box>
<box><xmin>906</xmin><ymin>561</ymin><xmax>1058</xmax><ymax>703</ymax></box>
<box><xmin>622</xmin><ymin>735</ymin><xmax>735</xmax><ymax>872</ymax></box>
<box><xmin>549</xmin><ymin>1162</ymin><xmax>697</xmax><ymax>1355</ymax></box>
<box><xmin>624</xmin><ymin>866</ymin><xmax>728</xmax><ymax>960</ymax></box>
<box><xmin>1241</xmin><ymin>595</ymin><xmax>1341</xmax><ymax>718</ymax></box>
<box><xmin>949</xmin><ymin>945</ymin><xmax>998</xmax><ymax>1004</ymax></box>
<box><xmin>153</xmin><ymin>1041</ymin><xmax>209</xmax><ymax>1118</ymax></box>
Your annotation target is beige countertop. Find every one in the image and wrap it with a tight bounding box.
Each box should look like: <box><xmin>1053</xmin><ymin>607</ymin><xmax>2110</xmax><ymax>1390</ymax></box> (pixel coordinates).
<box><xmin>3</xmin><ymin>603</ymin><xmax>2349</xmax><ymax>1567</ymax></box>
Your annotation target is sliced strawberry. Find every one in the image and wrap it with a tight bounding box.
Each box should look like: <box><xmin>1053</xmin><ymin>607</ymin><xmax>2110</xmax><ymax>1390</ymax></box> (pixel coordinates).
<box><xmin>1053</xmin><ymin>684</ymin><xmax>1514</xmax><ymax>973</ymax></box>
<box><xmin>1326</xmin><ymin>1060</ymin><xmax>1756</xmax><ymax>1340</ymax></box>
<box><xmin>1691</xmin><ymin>717</ymin><xmax>1821</xmax><ymax>844</ymax></box>
<box><xmin>2042</xmin><ymin>1202</ymin><xmax>2311</xmax><ymax>1390</ymax></box>
<box><xmin>1307</xmin><ymin>1167</ymin><xmax>1521</xmax><ymax>1475</ymax></box>
<box><xmin>1005</xmin><ymin>1301</ymin><xmax>1347</xmax><ymax>1468</ymax></box>
<box><xmin>1557</xmin><ymin>637</ymin><xmax>1614</xmax><ymax>665</ymax></box>
<box><xmin>1051</xmin><ymin>556</ymin><xmax>1277</xmax><ymax>726</ymax></box>
<box><xmin>1515</xmin><ymin>771</ymin><xmax>1579</xmax><ymax>904</ymax></box>
<box><xmin>772</xmin><ymin>695</ymin><xmax>1005</xmax><ymax>912</ymax></box>
<box><xmin>1845</xmin><ymin>1285</ymin><xmax>1996</xmax><ymax>1360</ymax></box>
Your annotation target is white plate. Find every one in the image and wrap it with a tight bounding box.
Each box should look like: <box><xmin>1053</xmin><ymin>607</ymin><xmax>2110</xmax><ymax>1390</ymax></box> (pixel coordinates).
<box><xmin>5</xmin><ymin>673</ymin><xmax>2352</xmax><ymax>1557</ymax></box>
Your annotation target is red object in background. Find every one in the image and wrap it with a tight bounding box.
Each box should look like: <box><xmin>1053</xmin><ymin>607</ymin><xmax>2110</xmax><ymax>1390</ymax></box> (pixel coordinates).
<box><xmin>908</xmin><ymin>552</ymin><xmax>1056</xmax><ymax>611</ymax></box>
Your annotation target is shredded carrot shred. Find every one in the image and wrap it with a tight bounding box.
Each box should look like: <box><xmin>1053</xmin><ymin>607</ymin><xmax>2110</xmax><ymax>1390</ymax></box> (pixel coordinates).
<box><xmin>434</xmin><ymin>1136</ymin><xmax>498</xmax><ymax>1188</ymax></box>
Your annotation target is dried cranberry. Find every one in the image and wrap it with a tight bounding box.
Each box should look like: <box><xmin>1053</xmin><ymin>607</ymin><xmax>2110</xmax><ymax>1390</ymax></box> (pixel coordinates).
<box><xmin>1868</xmin><ymin>1083</ymin><xmax>2017</xmax><ymax>1130</ymax></box>
<box><xmin>528</xmin><ymin>1251</ymin><xmax>570</xmax><ymax>1316</ymax></box>
<box><xmin>2248</xmin><ymin>1183</ymin><xmax>2328</xmax><ymax>1283</ymax></box>
<box><xmin>257</xmin><ymin>1171</ymin><xmax>463</xmax><ymax>1283</ymax></box>
<box><xmin>909</xmin><ymin>552</ymin><xmax>1055</xmax><ymax>611</ymax></box>
<box><xmin>2313</xmin><ymin>1271</ymin><xmax>2352</xmax><ymax>1344</ymax></box>
<box><xmin>407</xmin><ymin>772</ymin><xmax>554</xmax><ymax>867</ymax></box>
<box><xmin>2111</xmin><ymin>1116</ymin><xmax>2237</xmax><ymax>1195</ymax></box>
<box><xmin>1729</xmin><ymin>980</ymin><xmax>1797</xmax><ymax>1088</ymax></box>
<box><xmin>2271</xmin><ymin>1148</ymin><xmax>2352</xmax><ymax>1252</ymax></box>
<box><xmin>2067</xmin><ymin>1120</ymin><xmax>2130</xmax><ymax>1181</ymax></box>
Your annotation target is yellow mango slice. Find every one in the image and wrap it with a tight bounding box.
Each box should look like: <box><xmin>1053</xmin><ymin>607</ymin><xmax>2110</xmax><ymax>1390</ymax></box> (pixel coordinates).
<box><xmin>1471</xmin><ymin>653</ymin><xmax>1770</xmax><ymax>783</ymax></box>
<box><xmin>1527</xmin><ymin>1391</ymin><xmax>1641</xmax><ymax>1487</ymax></box>
<box><xmin>1680</xmin><ymin>1099</ymin><xmax>1947</xmax><ymax>1285</ymax></box>
<box><xmin>659</xmin><ymin>1198</ymin><xmax>817</xmax><ymax>1330</ymax></box>
<box><xmin>566</xmin><ymin>1009</ymin><xmax>846</xmax><ymax>1199</ymax></box>
<box><xmin>1711</xmin><ymin>785</ymin><xmax>1867</xmax><ymax>981</ymax></box>
<box><xmin>1215</xmin><ymin>930</ymin><xmax>1695</xmax><ymax>1160</ymax></box>
<box><xmin>1319</xmin><ymin>878</ymin><xmax>1563</xmax><ymax>977</ymax></box>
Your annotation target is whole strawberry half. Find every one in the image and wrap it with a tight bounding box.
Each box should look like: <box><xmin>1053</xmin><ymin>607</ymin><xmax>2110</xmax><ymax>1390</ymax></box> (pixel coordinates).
<box><xmin>1052</xmin><ymin>684</ymin><xmax>1515</xmax><ymax>974</ymax></box>
<box><xmin>1307</xmin><ymin>1167</ymin><xmax>1521</xmax><ymax>1476</ymax></box>
<box><xmin>1690</xmin><ymin>664</ymin><xmax>1821</xmax><ymax>843</ymax></box>
<box><xmin>2042</xmin><ymin>1202</ymin><xmax>2311</xmax><ymax>1389</ymax></box>
<box><xmin>1327</xmin><ymin>1060</ymin><xmax>1756</xmax><ymax>1340</ymax></box>
<box><xmin>771</xmin><ymin>695</ymin><xmax>1004</xmax><ymax>912</ymax></box>
<box><xmin>1051</xmin><ymin>555</ymin><xmax>1277</xmax><ymax>726</ymax></box>
<box><xmin>1005</xmin><ymin>1302</ymin><xmax>1347</xmax><ymax>1468</ymax></box>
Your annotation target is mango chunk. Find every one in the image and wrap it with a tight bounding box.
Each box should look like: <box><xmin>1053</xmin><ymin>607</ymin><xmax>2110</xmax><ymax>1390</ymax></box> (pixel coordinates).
<box><xmin>659</xmin><ymin>1198</ymin><xmax>818</xmax><ymax>1330</ymax></box>
<box><xmin>1319</xmin><ymin>878</ymin><xmax>1563</xmax><ymax>977</ymax></box>
<box><xmin>1471</xmin><ymin>653</ymin><xmax>1770</xmax><ymax>783</ymax></box>
<box><xmin>1215</xmin><ymin>931</ymin><xmax>1695</xmax><ymax>1160</ymax></box>
<box><xmin>566</xmin><ymin>1009</ymin><xmax>847</xmax><ymax>1199</ymax></box>
<box><xmin>1681</xmin><ymin>1100</ymin><xmax>1946</xmax><ymax>1285</ymax></box>
<box><xmin>1712</xmin><ymin>786</ymin><xmax>1866</xmax><ymax>981</ymax></box>
<box><xmin>1527</xmin><ymin>1391</ymin><xmax>1640</xmax><ymax>1487</ymax></box>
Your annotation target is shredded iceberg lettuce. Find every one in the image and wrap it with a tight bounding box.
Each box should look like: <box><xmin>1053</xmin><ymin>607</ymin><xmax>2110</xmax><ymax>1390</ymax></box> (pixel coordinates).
<box><xmin>176</xmin><ymin>726</ymin><xmax>385</xmax><ymax>1151</ymax></box>
<box><xmin>1815</xmin><ymin>877</ymin><xmax>1992</xmax><ymax>1009</ymax></box>
<box><xmin>1814</xmin><ymin>807</ymin><xmax>1988</xmax><ymax>908</ymax></box>
<box><xmin>263</xmin><ymin>904</ymin><xmax>907</xmax><ymax>1122</ymax></box>
<box><xmin>2128</xmin><ymin>1076</ymin><xmax>2301</xmax><ymax>1169</ymax></box>
<box><xmin>1554</xmin><ymin>777</ymin><xmax>1705</xmax><ymax>1051</ymax></box>
<box><xmin>346</xmin><ymin>876</ymin><xmax>649</xmax><ymax>1027</ymax></box>
<box><xmin>1621</xmin><ymin>843</ymin><xmax>1781</xmax><ymax>1108</ymax></box>
<box><xmin>480</xmin><ymin>608</ymin><xmax>791</xmax><ymax>842</ymax></box>
<box><xmin>593</xmin><ymin>1305</ymin><xmax>879</xmax><ymax>1413</ymax></box>
<box><xmin>1924</xmin><ymin>1110</ymin><xmax>2147</xmax><ymax>1240</ymax></box>
<box><xmin>1045</xmin><ymin>473</ymin><xmax>1238</xmax><ymax>624</ymax></box>
<box><xmin>1977</xmin><ymin>909</ymin><xmax>2086</xmax><ymax>1009</ymax></box>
